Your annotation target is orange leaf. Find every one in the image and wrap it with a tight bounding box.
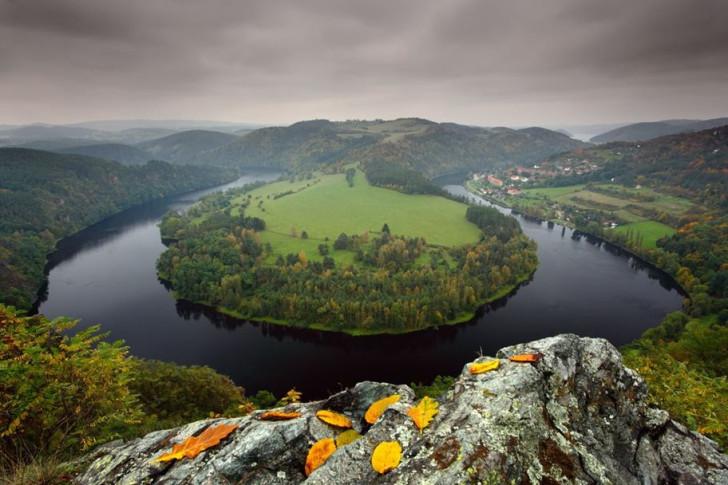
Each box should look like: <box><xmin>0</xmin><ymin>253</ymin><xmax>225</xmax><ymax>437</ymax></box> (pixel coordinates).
<box><xmin>407</xmin><ymin>396</ymin><xmax>438</xmax><ymax>432</ymax></box>
<box><xmin>316</xmin><ymin>410</ymin><xmax>352</xmax><ymax>429</ymax></box>
<box><xmin>259</xmin><ymin>411</ymin><xmax>302</xmax><ymax>421</ymax></box>
<box><xmin>365</xmin><ymin>394</ymin><xmax>400</xmax><ymax>424</ymax></box>
<box><xmin>305</xmin><ymin>437</ymin><xmax>336</xmax><ymax>476</ymax></box>
<box><xmin>468</xmin><ymin>360</ymin><xmax>500</xmax><ymax>374</ymax></box>
<box><xmin>152</xmin><ymin>423</ymin><xmax>238</xmax><ymax>463</ymax></box>
<box><xmin>509</xmin><ymin>353</ymin><xmax>540</xmax><ymax>363</ymax></box>
<box><xmin>371</xmin><ymin>441</ymin><xmax>402</xmax><ymax>474</ymax></box>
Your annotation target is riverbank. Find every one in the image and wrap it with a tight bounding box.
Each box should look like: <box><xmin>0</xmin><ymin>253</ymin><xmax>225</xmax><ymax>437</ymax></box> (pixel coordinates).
<box><xmin>461</xmin><ymin>181</ymin><xmax>688</xmax><ymax>297</ymax></box>
<box><xmin>29</xmin><ymin>174</ymin><xmax>244</xmax><ymax>312</ymax></box>
<box><xmin>163</xmin><ymin>268</ymin><xmax>536</xmax><ymax>337</ymax></box>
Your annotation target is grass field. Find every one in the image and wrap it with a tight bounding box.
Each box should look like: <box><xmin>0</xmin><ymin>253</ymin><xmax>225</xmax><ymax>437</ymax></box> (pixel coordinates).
<box><xmin>235</xmin><ymin>169</ymin><xmax>482</xmax><ymax>261</ymax></box>
<box><xmin>514</xmin><ymin>183</ymin><xmax>694</xmax><ymax>249</ymax></box>
<box><xmin>612</xmin><ymin>221</ymin><xmax>675</xmax><ymax>249</ymax></box>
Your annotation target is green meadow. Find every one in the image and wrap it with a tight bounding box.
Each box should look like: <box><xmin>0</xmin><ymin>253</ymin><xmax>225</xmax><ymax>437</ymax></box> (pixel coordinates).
<box><xmin>509</xmin><ymin>182</ymin><xmax>694</xmax><ymax>249</ymax></box>
<box><xmin>236</xmin><ymin>169</ymin><xmax>482</xmax><ymax>262</ymax></box>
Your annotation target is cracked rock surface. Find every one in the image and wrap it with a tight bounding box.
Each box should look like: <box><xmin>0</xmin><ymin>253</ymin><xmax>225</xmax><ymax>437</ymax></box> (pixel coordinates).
<box><xmin>76</xmin><ymin>335</ymin><xmax>728</xmax><ymax>484</ymax></box>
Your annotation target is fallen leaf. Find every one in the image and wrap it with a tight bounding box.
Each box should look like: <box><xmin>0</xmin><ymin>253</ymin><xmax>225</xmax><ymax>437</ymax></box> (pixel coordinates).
<box><xmin>305</xmin><ymin>437</ymin><xmax>336</xmax><ymax>476</ymax></box>
<box><xmin>371</xmin><ymin>441</ymin><xmax>402</xmax><ymax>474</ymax></box>
<box><xmin>468</xmin><ymin>360</ymin><xmax>500</xmax><ymax>374</ymax></box>
<box><xmin>152</xmin><ymin>423</ymin><xmax>238</xmax><ymax>463</ymax></box>
<box><xmin>509</xmin><ymin>353</ymin><xmax>540</xmax><ymax>363</ymax></box>
<box><xmin>335</xmin><ymin>429</ymin><xmax>362</xmax><ymax>447</ymax></box>
<box><xmin>259</xmin><ymin>410</ymin><xmax>302</xmax><ymax>421</ymax></box>
<box><xmin>316</xmin><ymin>410</ymin><xmax>352</xmax><ymax>429</ymax></box>
<box><xmin>365</xmin><ymin>394</ymin><xmax>400</xmax><ymax>424</ymax></box>
<box><xmin>407</xmin><ymin>396</ymin><xmax>439</xmax><ymax>432</ymax></box>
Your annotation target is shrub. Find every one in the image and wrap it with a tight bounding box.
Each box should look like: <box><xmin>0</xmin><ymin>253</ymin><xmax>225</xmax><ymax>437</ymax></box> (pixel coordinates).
<box><xmin>129</xmin><ymin>359</ymin><xmax>247</xmax><ymax>430</ymax></box>
<box><xmin>623</xmin><ymin>347</ymin><xmax>727</xmax><ymax>449</ymax></box>
<box><xmin>0</xmin><ymin>305</ymin><xmax>140</xmax><ymax>458</ymax></box>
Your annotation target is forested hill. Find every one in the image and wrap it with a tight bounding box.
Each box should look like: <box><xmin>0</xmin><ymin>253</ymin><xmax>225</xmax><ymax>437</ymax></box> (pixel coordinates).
<box><xmin>591</xmin><ymin>117</ymin><xmax>728</xmax><ymax>143</ymax></box>
<box><xmin>544</xmin><ymin>125</ymin><xmax>728</xmax><ymax>207</ymax></box>
<box><xmin>203</xmin><ymin>118</ymin><xmax>588</xmax><ymax>177</ymax></box>
<box><xmin>137</xmin><ymin>129</ymin><xmax>239</xmax><ymax>164</ymax></box>
<box><xmin>0</xmin><ymin>148</ymin><xmax>237</xmax><ymax>309</ymax></box>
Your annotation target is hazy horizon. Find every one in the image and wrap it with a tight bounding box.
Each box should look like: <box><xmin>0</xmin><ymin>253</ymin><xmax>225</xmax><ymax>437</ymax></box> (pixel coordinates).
<box><xmin>1</xmin><ymin>0</ymin><xmax>727</xmax><ymax>126</ymax></box>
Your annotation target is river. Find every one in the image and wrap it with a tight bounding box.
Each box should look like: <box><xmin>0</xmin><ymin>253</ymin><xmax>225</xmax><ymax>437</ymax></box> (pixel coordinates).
<box><xmin>37</xmin><ymin>173</ymin><xmax>683</xmax><ymax>398</ymax></box>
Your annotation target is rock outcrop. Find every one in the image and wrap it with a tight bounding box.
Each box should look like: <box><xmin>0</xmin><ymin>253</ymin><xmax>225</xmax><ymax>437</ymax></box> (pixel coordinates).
<box><xmin>77</xmin><ymin>335</ymin><xmax>728</xmax><ymax>484</ymax></box>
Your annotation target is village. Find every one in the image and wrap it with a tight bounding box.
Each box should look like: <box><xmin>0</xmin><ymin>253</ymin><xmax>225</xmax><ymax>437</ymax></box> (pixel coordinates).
<box><xmin>467</xmin><ymin>156</ymin><xmax>601</xmax><ymax>200</ymax></box>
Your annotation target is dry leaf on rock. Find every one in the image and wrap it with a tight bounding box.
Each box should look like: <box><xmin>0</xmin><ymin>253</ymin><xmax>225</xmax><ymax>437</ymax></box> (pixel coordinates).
<box><xmin>316</xmin><ymin>410</ymin><xmax>352</xmax><ymax>428</ymax></box>
<box><xmin>509</xmin><ymin>353</ymin><xmax>540</xmax><ymax>363</ymax></box>
<box><xmin>152</xmin><ymin>423</ymin><xmax>238</xmax><ymax>463</ymax></box>
<box><xmin>259</xmin><ymin>411</ymin><xmax>302</xmax><ymax>421</ymax></box>
<box><xmin>305</xmin><ymin>437</ymin><xmax>336</xmax><ymax>476</ymax></box>
<box><xmin>364</xmin><ymin>394</ymin><xmax>400</xmax><ymax>424</ymax></box>
<box><xmin>371</xmin><ymin>441</ymin><xmax>402</xmax><ymax>474</ymax></box>
<box><xmin>407</xmin><ymin>396</ymin><xmax>439</xmax><ymax>432</ymax></box>
<box><xmin>468</xmin><ymin>360</ymin><xmax>500</xmax><ymax>374</ymax></box>
<box><xmin>335</xmin><ymin>429</ymin><xmax>362</xmax><ymax>447</ymax></box>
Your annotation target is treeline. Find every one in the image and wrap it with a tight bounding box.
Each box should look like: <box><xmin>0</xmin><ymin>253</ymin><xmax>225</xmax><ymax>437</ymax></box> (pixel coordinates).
<box><xmin>363</xmin><ymin>159</ymin><xmax>445</xmax><ymax>195</ymax></box>
<box><xmin>465</xmin><ymin>206</ymin><xmax>521</xmax><ymax>242</ymax></box>
<box><xmin>157</xmin><ymin>194</ymin><xmax>537</xmax><ymax>333</ymax></box>
<box><xmin>0</xmin><ymin>148</ymin><xmax>237</xmax><ymax>309</ymax></box>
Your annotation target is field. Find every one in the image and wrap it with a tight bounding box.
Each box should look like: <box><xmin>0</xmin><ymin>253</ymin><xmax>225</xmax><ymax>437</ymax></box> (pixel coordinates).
<box><xmin>513</xmin><ymin>183</ymin><xmax>693</xmax><ymax>248</ymax></box>
<box><xmin>612</xmin><ymin>221</ymin><xmax>676</xmax><ymax>249</ymax></box>
<box><xmin>236</xmin><ymin>169</ymin><xmax>482</xmax><ymax>262</ymax></box>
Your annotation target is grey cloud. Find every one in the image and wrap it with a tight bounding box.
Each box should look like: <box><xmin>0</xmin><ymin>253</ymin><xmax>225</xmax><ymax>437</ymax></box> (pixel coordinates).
<box><xmin>0</xmin><ymin>0</ymin><xmax>726</xmax><ymax>126</ymax></box>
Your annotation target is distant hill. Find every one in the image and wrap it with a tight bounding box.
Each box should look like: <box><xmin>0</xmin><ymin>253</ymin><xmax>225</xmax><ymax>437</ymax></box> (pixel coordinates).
<box><xmin>9</xmin><ymin>138</ymin><xmax>113</xmax><ymax>150</ymax></box>
<box><xmin>0</xmin><ymin>124</ymin><xmax>108</xmax><ymax>142</ymax></box>
<box><xmin>546</xmin><ymin>125</ymin><xmax>728</xmax><ymax>206</ymax></box>
<box><xmin>591</xmin><ymin>117</ymin><xmax>728</xmax><ymax>143</ymax></box>
<box><xmin>0</xmin><ymin>124</ymin><xmax>179</xmax><ymax>146</ymax></box>
<box><xmin>137</xmin><ymin>130</ymin><xmax>239</xmax><ymax>164</ymax></box>
<box><xmin>67</xmin><ymin>119</ymin><xmax>262</xmax><ymax>132</ymax></box>
<box><xmin>59</xmin><ymin>143</ymin><xmax>153</xmax><ymax>165</ymax></box>
<box><xmin>204</xmin><ymin>118</ymin><xmax>588</xmax><ymax>177</ymax></box>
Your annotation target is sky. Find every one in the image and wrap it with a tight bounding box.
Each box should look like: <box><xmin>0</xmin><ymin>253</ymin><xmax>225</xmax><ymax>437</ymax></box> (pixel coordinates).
<box><xmin>1</xmin><ymin>0</ymin><xmax>727</xmax><ymax>127</ymax></box>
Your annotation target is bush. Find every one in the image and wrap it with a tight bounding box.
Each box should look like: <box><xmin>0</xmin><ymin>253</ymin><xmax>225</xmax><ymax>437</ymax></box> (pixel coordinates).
<box><xmin>0</xmin><ymin>305</ymin><xmax>140</xmax><ymax>458</ymax></box>
<box><xmin>129</xmin><ymin>359</ymin><xmax>247</xmax><ymax>429</ymax></box>
<box><xmin>0</xmin><ymin>304</ymin><xmax>254</xmax><ymax>470</ymax></box>
<box><xmin>623</xmin><ymin>347</ymin><xmax>728</xmax><ymax>449</ymax></box>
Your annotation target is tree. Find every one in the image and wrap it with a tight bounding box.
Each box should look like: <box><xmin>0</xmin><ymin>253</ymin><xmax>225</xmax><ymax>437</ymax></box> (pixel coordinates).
<box><xmin>381</xmin><ymin>223</ymin><xmax>390</xmax><ymax>234</ymax></box>
<box><xmin>318</xmin><ymin>244</ymin><xmax>329</xmax><ymax>256</ymax></box>
<box><xmin>301</xmin><ymin>230</ymin><xmax>309</xmax><ymax>239</ymax></box>
<box><xmin>333</xmin><ymin>233</ymin><xmax>349</xmax><ymax>250</ymax></box>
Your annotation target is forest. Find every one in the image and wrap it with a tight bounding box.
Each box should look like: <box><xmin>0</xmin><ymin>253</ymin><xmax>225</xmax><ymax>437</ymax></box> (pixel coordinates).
<box><xmin>0</xmin><ymin>148</ymin><xmax>237</xmax><ymax>309</ymax></box>
<box><xmin>157</xmin><ymin>179</ymin><xmax>537</xmax><ymax>333</ymax></box>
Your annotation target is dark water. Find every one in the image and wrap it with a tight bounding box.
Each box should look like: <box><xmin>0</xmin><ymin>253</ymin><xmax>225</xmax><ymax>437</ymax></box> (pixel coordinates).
<box><xmin>37</xmin><ymin>175</ymin><xmax>684</xmax><ymax>399</ymax></box>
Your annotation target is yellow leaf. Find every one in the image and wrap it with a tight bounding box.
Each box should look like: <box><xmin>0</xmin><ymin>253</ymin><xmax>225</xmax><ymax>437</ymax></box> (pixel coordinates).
<box><xmin>509</xmin><ymin>353</ymin><xmax>540</xmax><ymax>363</ymax></box>
<box><xmin>152</xmin><ymin>423</ymin><xmax>238</xmax><ymax>463</ymax></box>
<box><xmin>407</xmin><ymin>396</ymin><xmax>438</xmax><ymax>432</ymax></box>
<box><xmin>316</xmin><ymin>410</ymin><xmax>352</xmax><ymax>429</ymax></box>
<box><xmin>259</xmin><ymin>410</ymin><xmax>302</xmax><ymax>421</ymax></box>
<box><xmin>335</xmin><ymin>429</ymin><xmax>362</xmax><ymax>447</ymax></box>
<box><xmin>364</xmin><ymin>394</ymin><xmax>400</xmax><ymax>424</ymax></box>
<box><xmin>305</xmin><ymin>437</ymin><xmax>336</xmax><ymax>476</ymax></box>
<box><xmin>468</xmin><ymin>360</ymin><xmax>500</xmax><ymax>374</ymax></box>
<box><xmin>371</xmin><ymin>441</ymin><xmax>402</xmax><ymax>474</ymax></box>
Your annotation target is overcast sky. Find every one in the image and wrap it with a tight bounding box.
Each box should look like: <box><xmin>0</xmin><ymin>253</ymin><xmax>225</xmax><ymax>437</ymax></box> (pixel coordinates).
<box><xmin>1</xmin><ymin>0</ymin><xmax>727</xmax><ymax>127</ymax></box>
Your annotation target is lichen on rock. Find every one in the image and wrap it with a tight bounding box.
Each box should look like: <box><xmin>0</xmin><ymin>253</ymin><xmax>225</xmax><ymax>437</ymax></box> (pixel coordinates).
<box><xmin>76</xmin><ymin>335</ymin><xmax>728</xmax><ymax>484</ymax></box>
